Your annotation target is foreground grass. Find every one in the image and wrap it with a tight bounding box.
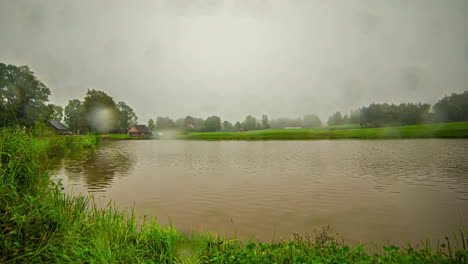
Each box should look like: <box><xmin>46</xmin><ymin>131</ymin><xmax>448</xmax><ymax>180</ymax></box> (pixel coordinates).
<box><xmin>1</xmin><ymin>131</ymin><xmax>467</xmax><ymax>263</ymax></box>
<box><xmin>178</xmin><ymin>122</ymin><xmax>468</xmax><ymax>140</ymax></box>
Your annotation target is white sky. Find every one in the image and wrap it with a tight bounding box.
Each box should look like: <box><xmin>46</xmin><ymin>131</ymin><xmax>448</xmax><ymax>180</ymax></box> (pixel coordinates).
<box><xmin>1</xmin><ymin>0</ymin><xmax>467</xmax><ymax>123</ymax></box>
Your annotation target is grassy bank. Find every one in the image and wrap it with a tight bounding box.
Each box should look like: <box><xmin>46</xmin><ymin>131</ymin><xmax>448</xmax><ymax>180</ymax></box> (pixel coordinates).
<box><xmin>178</xmin><ymin>122</ymin><xmax>468</xmax><ymax>140</ymax></box>
<box><xmin>1</xmin><ymin>131</ymin><xmax>467</xmax><ymax>263</ymax></box>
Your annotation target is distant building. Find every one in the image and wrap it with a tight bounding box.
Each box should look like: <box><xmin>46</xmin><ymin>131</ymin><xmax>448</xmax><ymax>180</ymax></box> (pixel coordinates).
<box><xmin>128</xmin><ymin>125</ymin><xmax>152</xmax><ymax>137</ymax></box>
<box><xmin>49</xmin><ymin>120</ymin><xmax>73</xmax><ymax>135</ymax></box>
<box><xmin>184</xmin><ymin>123</ymin><xmax>195</xmax><ymax>129</ymax></box>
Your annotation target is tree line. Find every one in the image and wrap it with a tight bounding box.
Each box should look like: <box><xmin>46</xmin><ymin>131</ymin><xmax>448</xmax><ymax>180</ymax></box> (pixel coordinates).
<box><xmin>2</xmin><ymin>62</ymin><xmax>467</xmax><ymax>133</ymax></box>
<box><xmin>63</xmin><ymin>89</ymin><xmax>137</xmax><ymax>134</ymax></box>
<box><xmin>148</xmin><ymin>91</ymin><xmax>468</xmax><ymax>132</ymax></box>
<box><xmin>146</xmin><ymin>114</ymin><xmax>323</xmax><ymax>132</ymax></box>
<box><xmin>1</xmin><ymin>63</ymin><xmax>138</xmax><ymax>134</ymax></box>
<box><xmin>327</xmin><ymin>91</ymin><xmax>468</xmax><ymax>127</ymax></box>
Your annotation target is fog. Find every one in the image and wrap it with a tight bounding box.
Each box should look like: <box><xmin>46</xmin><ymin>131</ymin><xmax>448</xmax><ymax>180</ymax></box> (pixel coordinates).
<box><xmin>1</xmin><ymin>0</ymin><xmax>467</xmax><ymax>122</ymax></box>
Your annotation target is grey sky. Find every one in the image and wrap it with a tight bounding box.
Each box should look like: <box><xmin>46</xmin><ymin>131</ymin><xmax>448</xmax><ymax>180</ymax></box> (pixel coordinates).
<box><xmin>1</xmin><ymin>0</ymin><xmax>467</xmax><ymax>123</ymax></box>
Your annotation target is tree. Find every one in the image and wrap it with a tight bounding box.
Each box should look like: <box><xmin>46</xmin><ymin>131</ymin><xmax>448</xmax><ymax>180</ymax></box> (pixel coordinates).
<box><xmin>327</xmin><ymin>112</ymin><xmax>344</xmax><ymax>126</ymax></box>
<box><xmin>261</xmin><ymin>114</ymin><xmax>270</xmax><ymax>129</ymax></box>
<box><xmin>242</xmin><ymin>115</ymin><xmax>257</xmax><ymax>130</ymax></box>
<box><xmin>175</xmin><ymin>118</ymin><xmax>185</xmax><ymax>128</ymax></box>
<box><xmin>116</xmin><ymin>101</ymin><xmax>137</xmax><ymax>133</ymax></box>
<box><xmin>303</xmin><ymin>114</ymin><xmax>322</xmax><ymax>127</ymax></box>
<box><xmin>349</xmin><ymin>109</ymin><xmax>361</xmax><ymax>124</ymax></box>
<box><xmin>156</xmin><ymin>116</ymin><xmax>176</xmax><ymax>130</ymax></box>
<box><xmin>184</xmin><ymin>116</ymin><xmax>194</xmax><ymax>125</ymax></box>
<box><xmin>433</xmin><ymin>91</ymin><xmax>468</xmax><ymax>122</ymax></box>
<box><xmin>204</xmin><ymin>116</ymin><xmax>222</xmax><ymax>132</ymax></box>
<box><xmin>222</xmin><ymin>120</ymin><xmax>233</xmax><ymax>131</ymax></box>
<box><xmin>181</xmin><ymin>115</ymin><xmax>196</xmax><ymax>131</ymax></box>
<box><xmin>193</xmin><ymin>118</ymin><xmax>205</xmax><ymax>131</ymax></box>
<box><xmin>0</xmin><ymin>63</ymin><xmax>51</xmax><ymax>127</ymax></box>
<box><xmin>147</xmin><ymin>118</ymin><xmax>156</xmax><ymax>131</ymax></box>
<box><xmin>360</xmin><ymin>102</ymin><xmax>431</xmax><ymax>127</ymax></box>
<box><xmin>342</xmin><ymin>114</ymin><xmax>350</xmax><ymax>124</ymax></box>
<box><xmin>83</xmin><ymin>89</ymin><xmax>120</xmax><ymax>133</ymax></box>
<box><xmin>44</xmin><ymin>104</ymin><xmax>63</xmax><ymax>122</ymax></box>
<box><xmin>234</xmin><ymin>121</ymin><xmax>242</xmax><ymax>130</ymax></box>
<box><xmin>64</xmin><ymin>99</ymin><xmax>87</xmax><ymax>134</ymax></box>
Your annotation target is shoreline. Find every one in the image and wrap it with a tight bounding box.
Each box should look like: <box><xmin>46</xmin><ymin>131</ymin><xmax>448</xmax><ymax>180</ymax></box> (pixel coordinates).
<box><xmin>177</xmin><ymin>122</ymin><xmax>468</xmax><ymax>141</ymax></box>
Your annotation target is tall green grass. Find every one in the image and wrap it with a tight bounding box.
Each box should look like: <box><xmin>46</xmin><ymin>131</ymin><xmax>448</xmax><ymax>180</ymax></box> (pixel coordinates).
<box><xmin>1</xmin><ymin>130</ymin><xmax>467</xmax><ymax>263</ymax></box>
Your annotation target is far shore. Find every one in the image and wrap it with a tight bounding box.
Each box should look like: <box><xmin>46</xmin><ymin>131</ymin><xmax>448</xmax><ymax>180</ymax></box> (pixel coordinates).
<box><xmin>98</xmin><ymin>122</ymin><xmax>468</xmax><ymax>141</ymax></box>
<box><xmin>176</xmin><ymin>122</ymin><xmax>468</xmax><ymax>140</ymax></box>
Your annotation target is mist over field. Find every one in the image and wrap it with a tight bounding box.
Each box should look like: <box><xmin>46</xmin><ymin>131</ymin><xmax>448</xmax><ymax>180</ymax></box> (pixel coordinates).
<box><xmin>1</xmin><ymin>0</ymin><xmax>467</xmax><ymax>122</ymax></box>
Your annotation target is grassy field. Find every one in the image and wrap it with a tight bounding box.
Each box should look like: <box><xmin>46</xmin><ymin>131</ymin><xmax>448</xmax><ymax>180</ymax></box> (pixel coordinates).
<box><xmin>1</xmin><ymin>130</ymin><xmax>467</xmax><ymax>263</ymax></box>
<box><xmin>178</xmin><ymin>122</ymin><xmax>468</xmax><ymax>140</ymax></box>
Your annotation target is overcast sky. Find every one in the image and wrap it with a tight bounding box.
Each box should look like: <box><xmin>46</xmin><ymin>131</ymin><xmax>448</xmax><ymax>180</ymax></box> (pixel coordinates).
<box><xmin>1</xmin><ymin>0</ymin><xmax>467</xmax><ymax>123</ymax></box>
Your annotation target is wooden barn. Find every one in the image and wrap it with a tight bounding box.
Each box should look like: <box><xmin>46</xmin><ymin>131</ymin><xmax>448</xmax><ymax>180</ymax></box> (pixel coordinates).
<box><xmin>128</xmin><ymin>125</ymin><xmax>152</xmax><ymax>137</ymax></box>
<box><xmin>49</xmin><ymin>120</ymin><xmax>73</xmax><ymax>135</ymax></box>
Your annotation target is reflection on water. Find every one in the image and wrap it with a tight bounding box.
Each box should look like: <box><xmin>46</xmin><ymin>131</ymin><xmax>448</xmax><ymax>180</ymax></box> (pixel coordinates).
<box><xmin>55</xmin><ymin>141</ymin><xmax>135</xmax><ymax>192</ymax></box>
<box><xmin>55</xmin><ymin>139</ymin><xmax>468</xmax><ymax>245</ymax></box>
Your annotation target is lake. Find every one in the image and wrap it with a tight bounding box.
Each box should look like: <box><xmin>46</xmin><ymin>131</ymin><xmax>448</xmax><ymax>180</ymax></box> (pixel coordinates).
<box><xmin>54</xmin><ymin>139</ymin><xmax>468</xmax><ymax>245</ymax></box>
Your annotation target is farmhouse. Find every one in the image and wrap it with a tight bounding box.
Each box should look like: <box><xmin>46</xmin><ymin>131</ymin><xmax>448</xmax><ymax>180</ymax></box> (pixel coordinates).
<box><xmin>128</xmin><ymin>125</ymin><xmax>152</xmax><ymax>137</ymax></box>
<box><xmin>49</xmin><ymin>120</ymin><xmax>73</xmax><ymax>135</ymax></box>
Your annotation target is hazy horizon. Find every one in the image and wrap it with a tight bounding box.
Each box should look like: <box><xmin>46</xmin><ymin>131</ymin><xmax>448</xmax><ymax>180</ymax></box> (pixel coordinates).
<box><xmin>1</xmin><ymin>0</ymin><xmax>467</xmax><ymax>123</ymax></box>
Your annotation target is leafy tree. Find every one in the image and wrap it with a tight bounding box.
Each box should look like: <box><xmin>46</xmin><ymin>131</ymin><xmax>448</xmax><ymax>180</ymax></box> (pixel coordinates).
<box><xmin>222</xmin><ymin>120</ymin><xmax>233</xmax><ymax>131</ymax></box>
<box><xmin>261</xmin><ymin>114</ymin><xmax>270</xmax><ymax>129</ymax></box>
<box><xmin>45</xmin><ymin>104</ymin><xmax>63</xmax><ymax>122</ymax></box>
<box><xmin>204</xmin><ymin>116</ymin><xmax>222</xmax><ymax>132</ymax></box>
<box><xmin>242</xmin><ymin>115</ymin><xmax>257</xmax><ymax>131</ymax></box>
<box><xmin>303</xmin><ymin>114</ymin><xmax>322</xmax><ymax>127</ymax></box>
<box><xmin>83</xmin><ymin>89</ymin><xmax>120</xmax><ymax>133</ymax></box>
<box><xmin>234</xmin><ymin>121</ymin><xmax>242</xmax><ymax>130</ymax></box>
<box><xmin>147</xmin><ymin>118</ymin><xmax>156</xmax><ymax>131</ymax></box>
<box><xmin>193</xmin><ymin>118</ymin><xmax>205</xmax><ymax>131</ymax></box>
<box><xmin>64</xmin><ymin>99</ymin><xmax>87</xmax><ymax>134</ymax></box>
<box><xmin>184</xmin><ymin>116</ymin><xmax>194</xmax><ymax>125</ymax></box>
<box><xmin>175</xmin><ymin>118</ymin><xmax>185</xmax><ymax>128</ymax></box>
<box><xmin>349</xmin><ymin>109</ymin><xmax>361</xmax><ymax>124</ymax></box>
<box><xmin>327</xmin><ymin>112</ymin><xmax>344</xmax><ymax>126</ymax></box>
<box><xmin>156</xmin><ymin>116</ymin><xmax>176</xmax><ymax>130</ymax></box>
<box><xmin>343</xmin><ymin>114</ymin><xmax>350</xmax><ymax>124</ymax></box>
<box><xmin>180</xmin><ymin>116</ymin><xmax>196</xmax><ymax>131</ymax></box>
<box><xmin>433</xmin><ymin>91</ymin><xmax>468</xmax><ymax>122</ymax></box>
<box><xmin>0</xmin><ymin>63</ymin><xmax>51</xmax><ymax>127</ymax></box>
<box><xmin>116</xmin><ymin>101</ymin><xmax>137</xmax><ymax>133</ymax></box>
<box><xmin>360</xmin><ymin>102</ymin><xmax>431</xmax><ymax>127</ymax></box>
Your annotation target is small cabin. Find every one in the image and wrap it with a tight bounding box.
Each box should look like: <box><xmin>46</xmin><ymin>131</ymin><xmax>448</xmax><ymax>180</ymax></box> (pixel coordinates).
<box><xmin>49</xmin><ymin>120</ymin><xmax>73</xmax><ymax>135</ymax></box>
<box><xmin>128</xmin><ymin>125</ymin><xmax>152</xmax><ymax>137</ymax></box>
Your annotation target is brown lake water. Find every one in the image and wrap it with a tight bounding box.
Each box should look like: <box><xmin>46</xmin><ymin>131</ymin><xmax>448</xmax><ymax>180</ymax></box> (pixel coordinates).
<box><xmin>54</xmin><ymin>139</ymin><xmax>468</xmax><ymax>245</ymax></box>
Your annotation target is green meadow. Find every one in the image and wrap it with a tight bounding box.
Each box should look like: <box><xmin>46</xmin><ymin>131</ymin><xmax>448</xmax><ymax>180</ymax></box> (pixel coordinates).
<box><xmin>178</xmin><ymin>122</ymin><xmax>468</xmax><ymax>140</ymax></box>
